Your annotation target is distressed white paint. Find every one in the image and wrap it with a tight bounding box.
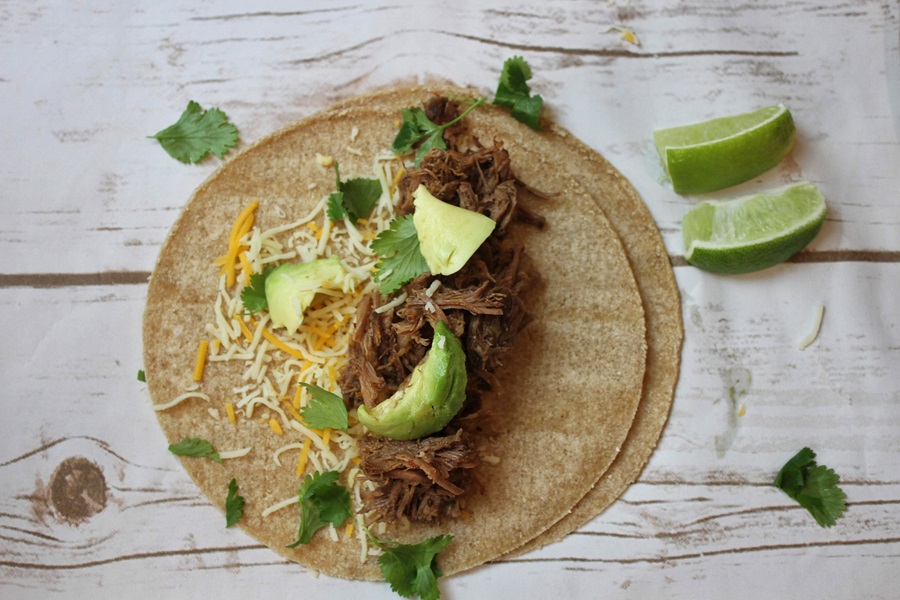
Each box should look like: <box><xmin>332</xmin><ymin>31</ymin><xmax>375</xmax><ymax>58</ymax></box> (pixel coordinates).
<box><xmin>2</xmin><ymin>1</ymin><xmax>899</xmax><ymax>598</ymax></box>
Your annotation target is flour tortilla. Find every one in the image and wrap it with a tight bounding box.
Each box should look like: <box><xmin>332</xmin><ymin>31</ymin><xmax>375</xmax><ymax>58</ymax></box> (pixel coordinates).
<box><xmin>143</xmin><ymin>86</ymin><xmax>649</xmax><ymax>579</ymax></box>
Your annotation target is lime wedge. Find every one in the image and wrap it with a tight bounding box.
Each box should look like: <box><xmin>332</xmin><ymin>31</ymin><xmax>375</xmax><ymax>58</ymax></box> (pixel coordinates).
<box><xmin>654</xmin><ymin>105</ymin><xmax>796</xmax><ymax>194</ymax></box>
<box><xmin>682</xmin><ymin>181</ymin><xmax>826</xmax><ymax>274</ymax></box>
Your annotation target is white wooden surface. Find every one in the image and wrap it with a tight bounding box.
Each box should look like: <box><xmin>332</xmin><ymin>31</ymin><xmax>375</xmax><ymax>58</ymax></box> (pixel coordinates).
<box><xmin>3</xmin><ymin>1</ymin><xmax>899</xmax><ymax>598</ymax></box>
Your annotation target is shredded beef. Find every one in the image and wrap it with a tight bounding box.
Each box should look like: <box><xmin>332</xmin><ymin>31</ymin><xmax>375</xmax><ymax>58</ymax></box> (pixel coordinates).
<box><xmin>338</xmin><ymin>97</ymin><xmax>544</xmax><ymax>524</ymax></box>
<box><xmin>358</xmin><ymin>429</ymin><xmax>481</xmax><ymax>524</ymax></box>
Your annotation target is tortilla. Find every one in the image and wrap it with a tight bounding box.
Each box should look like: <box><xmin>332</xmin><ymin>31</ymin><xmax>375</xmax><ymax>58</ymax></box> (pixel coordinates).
<box><xmin>335</xmin><ymin>86</ymin><xmax>683</xmax><ymax>552</ymax></box>
<box><xmin>143</xmin><ymin>85</ymin><xmax>650</xmax><ymax>579</ymax></box>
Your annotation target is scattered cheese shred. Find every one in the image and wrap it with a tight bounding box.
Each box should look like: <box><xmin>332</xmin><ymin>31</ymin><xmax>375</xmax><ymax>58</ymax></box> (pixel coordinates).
<box><xmin>193</xmin><ymin>339</ymin><xmax>210</xmax><ymax>381</ymax></box>
<box><xmin>226</xmin><ymin>402</ymin><xmax>236</xmax><ymax>424</ymax></box>
<box><xmin>798</xmin><ymin>303</ymin><xmax>825</xmax><ymax>350</ymax></box>
<box><xmin>608</xmin><ymin>25</ymin><xmax>639</xmax><ymax>46</ymax></box>
<box><xmin>738</xmin><ymin>404</ymin><xmax>747</xmax><ymax>417</ymax></box>
<box><xmin>218</xmin><ymin>447</ymin><xmax>252</xmax><ymax>460</ymax></box>
<box><xmin>153</xmin><ymin>392</ymin><xmax>210</xmax><ymax>412</ymax></box>
<box><xmin>296</xmin><ymin>437</ymin><xmax>313</xmax><ymax>475</ymax></box>
<box><xmin>269</xmin><ymin>418</ymin><xmax>284</xmax><ymax>436</ymax></box>
<box><xmin>345</xmin><ymin>522</ymin><xmax>354</xmax><ymax>538</ymax></box>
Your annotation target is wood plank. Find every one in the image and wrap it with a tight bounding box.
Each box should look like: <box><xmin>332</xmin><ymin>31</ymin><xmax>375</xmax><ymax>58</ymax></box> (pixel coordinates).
<box><xmin>1</xmin><ymin>259</ymin><xmax>898</xmax><ymax>595</ymax></box>
<box><xmin>2</xmin><ymin>0</ymin><xmax>898</xmax><ymax>276</ymax></box>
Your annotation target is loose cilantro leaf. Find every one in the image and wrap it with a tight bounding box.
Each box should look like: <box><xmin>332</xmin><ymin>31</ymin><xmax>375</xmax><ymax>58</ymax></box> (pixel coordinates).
<box><xmin>369</xmin><ymin>531</ymin><xmax>453</xmax><ymax>600</ymax></box>
<box><xmin>370</xmin><ymin>215</ymin><xmax>430</xmax><ymax>294</ymax></box>
<box><xmin>493</xmin><ymin>56</ymin><xmax>543</xmax><ymax>130</ymax></box>
<box><xmin>168</xmin><ymin>437</ymin><xmax>222</xmax><ymax>463</ymax></box>
<box><xmin>287</xmin><ymin>471</ymin><xmax>351</xmax><ymax>547</ymax></box>
<box><xmin>298</xmin><ymin>383</ymin><xmax>349</xmax><ymax>431</ymax></box>
<box><xmin>137</xmin><ymin>369</ymin><xmax>146</xmax><ymax>382</ymax></box>
<box><xmin>774</xmin><ymin>447</ymin><xmax>847</xmax><ymax>527</ymax></box>
<box><xmin>391</xmin><ymin>99</ymin><xmax>485</xmax><ymax>165</ymax></box>
<box><xmin>241</xmin><ymin>266</ymin><xmax>273</xmax><ymax>313</ymax></box>
<box><xmin>325</xmin><ymin>160</ymin><xmax>382</xmax><ymax>224</ymax></box>
<box><xmin>150</xmin><ymin>100</ymin><xmax>239</xmax><ymax>163</ymax></box>
<box><xmin>225</xmin><ymin>478</ymin><xmax>245</xmax><ymax>527</ymax></box>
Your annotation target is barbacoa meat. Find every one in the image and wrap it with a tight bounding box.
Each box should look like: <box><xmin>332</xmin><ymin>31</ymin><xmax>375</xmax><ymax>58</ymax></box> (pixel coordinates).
<box><xmin>358</xmin><ymin>429</ymin><xmax>481</xmax><ymax>524</ymax></box>
<box><xmin>338</xmin><ymin>97</ymin><xmax>543</xmax><ymax>524</ymax></box>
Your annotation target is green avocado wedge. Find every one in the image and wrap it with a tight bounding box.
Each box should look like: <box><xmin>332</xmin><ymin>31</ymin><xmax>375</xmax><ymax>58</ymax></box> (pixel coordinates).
<box><xmin>357</xmin><ymin>320</ymin><xmax>467</xmax><ymax>440</ymax></box>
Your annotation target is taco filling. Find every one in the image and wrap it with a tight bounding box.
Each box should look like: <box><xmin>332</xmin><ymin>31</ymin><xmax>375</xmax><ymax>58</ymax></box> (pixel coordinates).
<box><xmin>340</xmin><ymin>97</ymin><xmax>545</xmax><ymax>523</ymax></box>
<box><xmin>144</xmin><ymin>83</ymin><xmax>650</xmax><ymax>582</ymax></box>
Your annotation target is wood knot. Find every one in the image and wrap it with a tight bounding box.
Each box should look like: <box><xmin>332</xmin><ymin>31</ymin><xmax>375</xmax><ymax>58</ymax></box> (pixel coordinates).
<box><xmin>48</xmin><ymin>456</ymin><xmax>107</xmax><ymax>525</ymax></box>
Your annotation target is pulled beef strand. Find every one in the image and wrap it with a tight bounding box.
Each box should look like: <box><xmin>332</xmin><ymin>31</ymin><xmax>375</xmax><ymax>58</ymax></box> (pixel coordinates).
<box><xmin>358</xmin><ymin>429</ymin><xmax>481</xmax><ymax>524</ymax></box>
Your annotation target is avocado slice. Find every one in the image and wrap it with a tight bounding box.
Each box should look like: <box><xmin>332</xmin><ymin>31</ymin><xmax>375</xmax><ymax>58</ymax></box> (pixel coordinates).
<box><xmin>357</xmin><ymin>320</ymin><xmax>467</xmax><ymax>440</ymax></box>
<box><xmin>412</xmin><ymin>184</ymin><xmax>496</xmax><ymax>276</ymax></box>
<box><xmin>264</xmin><ymin>255</ymin><xmax>346</xmax><ymax>334</ymax></box>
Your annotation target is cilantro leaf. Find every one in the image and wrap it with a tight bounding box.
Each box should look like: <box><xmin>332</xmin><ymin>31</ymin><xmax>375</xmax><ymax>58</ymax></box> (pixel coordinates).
<box><xmin>287</xmin><ymin>471</ymin><xmax>351</xmax><ymax>547</ymax></box>
<box><xmin>774</xmin><ymin>447</ymin><xmax>847</xmax><ymax>527</ymax></box>
<box><xmin>370</xmin><ymin>532</ymin><xmax>453</xmax><ymax>600</ymax></box>
<box><xmin>298</xmin><ymin>383</ymin><xmax>349</xmax><ymax>431</ymax></box>
<box><xmin>325</xmin><ymin>160</ymin><xmax>382</xmax><ymax>224</ymax></box>
<box><xmin>150</xmin><ymin>100</ymin><xmax>239</xmax><ymax>164</ymax></box>
<box><xmin>241</xmin><ymin>266</ymin><xmax>273</xmax><ymax>313</ymax></box>
<box><xmin>391</xmin><ymin>99</ymin><xmax>485</xmax><ymax>166</ymax></box>
<box><xmin>168</xmin><ymin>437</ymin><xmax>222</xmax><ymax>463</ymax></box>
<box><xmin>225</xmin><ymin>478</ymin><xmax>245</xmax><ymax>527</ymax></box>
<box><xmin>137</xmin><ymin>369</ymin><xmax>146</xmax><ymax>382</ymax></box>
<box><xmin>370</xmin><ymin>215</ymin><xmax>430</xmax><ymax>294</ymax></box>
<box><xmin>493</xmin><ymin>56</ymin><xmax>543</xmax><ymax>130</ymax></box>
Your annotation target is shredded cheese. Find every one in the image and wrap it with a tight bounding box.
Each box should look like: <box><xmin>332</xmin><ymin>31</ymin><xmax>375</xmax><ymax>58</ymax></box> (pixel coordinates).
<box><xmin>218</xmin><ymin>447</ymin><xmax>252</xmax><ymax>460</ymax></box>
<box><xmin>193</xmin><ymin>339</ymin><xmax>209</xmax><ymax>381</ymax></box>
<box><xmin>798</xmin><ymin>303</ymin><xmax>825</xmax><ymax>350</ymax></box>
<box><xmin>153</xmin><ymin>392</ymin><xmax>210</xmax><ymax>412</ymax></box>
<box><xmin>163</xmin><ymin>154</ymin><xmax>406</xmax><ymax>557</ymax></box>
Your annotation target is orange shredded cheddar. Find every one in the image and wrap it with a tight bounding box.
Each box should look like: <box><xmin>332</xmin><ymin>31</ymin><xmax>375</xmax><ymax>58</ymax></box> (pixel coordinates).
<box><xmin>328</xmin><ymin>365</ymin><xmax>337</xmax><ymax>386</ymax></box>
<box><xmin>269</xmin><ymin>418</ymin><xmax>284</xmax><ymax>436</ymax></box>
<box><xmin>261</xmin><ymin>328</ymin><xmax>307</xmax><ymax>360</ymax></box>
<box><xmin>351</xmin><ymin>456</ymin><xmax>361</xmax><ymax>465</ymax></box>
<box><xmin>345</xmin><ymin>523</ymin><xmax>354</xmax><ymax>538</ymax></box>
<box><xmin>322</xmin><ymin>428</ymin><xmax>332</xmax><ymax>446</ymax></box>
<box><xmin>239</xmin><ymin>251</ymin><xmax>253</xmax><ymax>280</ymax></box>
<box><xmin>293</xmin><ymin>384</ymin><xmax>303</xmax><ymax>409</ymax></box>
<box><xmin>237</xmin><ymin>317</ymin><xmax>254</xmax><ymax>342</ymax></box>
<box><xmin>226</xmin><ymin>402</ymin><xmax>236</xmax><ymax>424</ymax></box>
<box><xmin>281</xmin><ymin>396</ymin><xmax>304</xmax><ymax>422</ymax></box>
<box><xmin>296</xmin><ymin>437</ymin><xmax>312</xmax><ymax>475</ymax></box>
<box><xmin>300</xmin><ymin>324</ymin><xmax>331</xmax><ymax>339</ymax></box>
<box><xmin>192</xmin><ymin>339</ymin><xmax>209</xmax><ymax>381</ymax></box>
<box><xmin>390</xmin><ymin>167</ymin><xmax>406</xmax><ymax>197</ymax></box>
<box><xmin>221</xmin><ymin>201</ymin><xmax>259</xmax><ymax>287</ymax></box>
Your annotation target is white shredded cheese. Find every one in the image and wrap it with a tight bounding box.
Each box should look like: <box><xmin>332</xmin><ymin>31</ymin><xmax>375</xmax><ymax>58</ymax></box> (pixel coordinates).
<box><xmin>798</xmin><ymin>303</ymin><xmax>825</xmax><ymax>350</ymax></box>
<box><xmin>425</xmin><ymin>279</ymin><xmax>441</xmax><ymax>297</ymax></box>
<box><xmin>218</xmin><ymin>447</ymin><xmax>252</xmax><ymax>460</ymax></box>
<box><xmin>261</xmin><ymin>495</ymin><xmax>299</xmax><ymax>517</ymax></box>
<box><xmin>153</xmin><ymin>392</ymin><xmax>210</xmax><ymax>412</ymax></box>
<box><xmin>375</xmin><ymin>292</ymin><xmax>408</xmax><ymax>314</ymax></box>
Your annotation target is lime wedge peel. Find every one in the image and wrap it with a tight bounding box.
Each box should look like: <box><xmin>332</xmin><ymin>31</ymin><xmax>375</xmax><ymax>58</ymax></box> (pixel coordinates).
<box><xmin>654</xmin><ymin>105</ymin><xmax>796</xmax><ymax>195</ymax></box>
<box><xmin>682</xmin><ymin>181</ymin><xmax>827</xmax><ymax>274</ymax></box>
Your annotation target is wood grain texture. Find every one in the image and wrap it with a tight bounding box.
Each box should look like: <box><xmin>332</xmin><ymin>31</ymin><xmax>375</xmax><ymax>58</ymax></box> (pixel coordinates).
<box><xmin>2</xmin><ymin>0</ymin><xmax>898</xmax><ymax>275</ymax></box>
<box><xmin>2</xmin><ymin>0</ymin><xmax>899</xmax><ymax>597</ymax></box>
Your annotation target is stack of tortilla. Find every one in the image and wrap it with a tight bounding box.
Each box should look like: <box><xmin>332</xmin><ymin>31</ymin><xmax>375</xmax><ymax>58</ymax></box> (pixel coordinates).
<box><xmin>143</xmin><ymin>84</ymin><xmax>683</xmax><ymax>579</ymax></box>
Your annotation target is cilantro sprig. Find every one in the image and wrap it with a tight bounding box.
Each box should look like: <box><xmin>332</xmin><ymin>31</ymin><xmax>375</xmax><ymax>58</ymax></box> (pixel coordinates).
<box><xmin>240</xmin><ymin>266</ymin><xmax>273</xmax><ymax>313</ymax></box>
<box><xmin>370</xmin><ymin>215</ymin><xmax>430</xmax><ymax>294</ymax></box>
<box><xmin>225</xmin><ymin>478</ymin><xmax>245</xmax><ymax>527</ymax></box>
<box><xmin>137</xmin><ymin>369</ymin><xmax>146</xmax><ymax>382</ymax></box>
<box><xmin>298</xmin><ymin>383</ymin><xmax>349</xmax><ymax>431</ymax></box>
<box><xmin>326</xmin><ymin>160</ymin><xmax>382</xmax><ymax>224</ymax></box>
<box><xmin>774</xmin><ymin>447</ymin><xmax>847</xmax><ymax>527</ymax></box>
<box><xmin>493</xmin><ymin>56</ymin><xmax>543</xmax><ymax>130</ymax></box>
<box><xmin>150</xmin><ymin>100</ymin><xmax>239</xmax><ymax>163</ymax></box>
<box><xmin>287</xmin><ymin>470</ymin><xmax>351</xmax><ymax>547</ymax></box>
<box><xmin>391</xmin><ymin>98</ymin><xmax>485</xmax><ymax>165</ymax></box>
<box><xmin>367</xmin><ymin>530</ymin><xmax>453</xmax><ymax>600</ymax></box>
<box><xmin>168</xmin><ymin>437</ymin><xmax>222</xmax><ymax>463</ymax></box>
